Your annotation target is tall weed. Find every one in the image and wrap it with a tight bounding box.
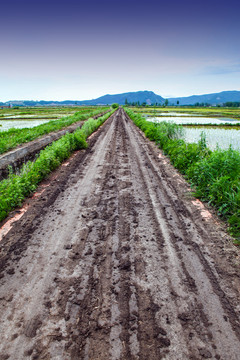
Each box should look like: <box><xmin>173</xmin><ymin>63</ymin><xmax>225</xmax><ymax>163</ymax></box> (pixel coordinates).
<box><xmin>126</xmin><ymin>108</ymin><xmax>240</xmax><ymax>241</ymax></box>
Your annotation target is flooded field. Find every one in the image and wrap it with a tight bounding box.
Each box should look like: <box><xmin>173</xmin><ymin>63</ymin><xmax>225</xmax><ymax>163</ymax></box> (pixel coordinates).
<box><xmin>0</xmin><ymin>119</ymin><xmax>54</xmax><ymax>131</ymax></box>
<box><xmin>0</xmin><ymin>107</ymin><xmax>79</xmax><ymax>131</ymax></box>
<box><xmin>146</xmin><ymin>112</ymin><xmax>202</xmax><ymax>117</ymax></box>
<box><xmin>0</xmin><ymin>113</ymin><xmax>72</xmax><ymax>120</ymax></box>
<box><xmin>147</xmin><ymin>114</ymin><xmax>240</xmax><ymax>151</ymax></box>
<box><xmin>183</xmin><ymin>127</ymin><xmax>240</xmax><ymax>151</ymax></box>
<box><xmin>147</xmin><ymin>115</ymin><xmax>240</xmax><ymax>125</ymax></box>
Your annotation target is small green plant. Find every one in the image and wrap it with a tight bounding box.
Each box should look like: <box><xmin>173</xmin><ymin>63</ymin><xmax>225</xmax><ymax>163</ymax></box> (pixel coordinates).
<box><xmin>0</xmin><ymin>109</ymin><xmax>115</xmax><ymax>222</ymax></box>
<box><xmin>0</xmin><ymin>107</ymin><xmax>109</xmax><ymax>154</ymax></box>
<box><xmin>125</xmin><ymin>108</ymin><xmax>240</xmax><ymax>241</ymax></box>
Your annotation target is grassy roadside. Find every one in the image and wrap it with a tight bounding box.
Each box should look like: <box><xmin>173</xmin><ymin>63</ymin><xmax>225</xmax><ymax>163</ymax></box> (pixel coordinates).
<box><xmin>0</xmin><ymin>107</ymin><xmax>109</xmax><ymax>155</ymax></box>
<box><xmin>125</xmin><ymin>108</ymin><xmax>240</xmax><ymax>243</ymax></box>
<box><xmin>0</xmin><ymin>109</ymin><xmax>115</xmax><ymax>223</ymax></box>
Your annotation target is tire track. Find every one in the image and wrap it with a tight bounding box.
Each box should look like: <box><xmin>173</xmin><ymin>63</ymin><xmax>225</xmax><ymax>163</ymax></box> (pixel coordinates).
<box><xmin>0</xmin><ymin>108</ymin><xmax>239</xmax><ymax>359</ymax></box>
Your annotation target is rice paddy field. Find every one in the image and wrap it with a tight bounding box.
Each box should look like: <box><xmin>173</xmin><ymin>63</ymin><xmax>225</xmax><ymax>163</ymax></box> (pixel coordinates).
<box><xmin>133</xmin><ymin>106</ymin><xmax>240</xmax><ymax>151</ymax></box>
<box><xmin>0</xmin><ymin>106</ymin><xmax>98</xmax><ymax>131</ymax></box>
<box><xmin>128</xmin><ymin>106</ymin><xmax>240</xmax><ymax>241</ymax></box>
<box><xmin>133</xmin><ymin>106</ymin><xmax>240</xmax><ymax>120</ymax></box>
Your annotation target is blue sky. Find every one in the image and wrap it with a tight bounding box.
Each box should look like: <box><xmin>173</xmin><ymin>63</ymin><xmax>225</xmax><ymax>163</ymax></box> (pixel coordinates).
<box><xmin>0</xmin><ymin>0</ymin><xmax>240</xmax><ymax>101</ymax></box>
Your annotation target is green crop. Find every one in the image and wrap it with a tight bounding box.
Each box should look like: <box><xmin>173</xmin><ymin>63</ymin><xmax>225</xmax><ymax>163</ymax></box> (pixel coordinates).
<box><xmin>126</xmin><ymin>108</ymin><xmax>240</xmax><ymax>242</ymax></box>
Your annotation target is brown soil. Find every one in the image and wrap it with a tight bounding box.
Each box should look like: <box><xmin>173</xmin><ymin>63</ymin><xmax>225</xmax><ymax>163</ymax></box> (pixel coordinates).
<box><xmin>0</xmin><ymin>108</ymin><xmax>240</xmax><ymax>359</ymax></box>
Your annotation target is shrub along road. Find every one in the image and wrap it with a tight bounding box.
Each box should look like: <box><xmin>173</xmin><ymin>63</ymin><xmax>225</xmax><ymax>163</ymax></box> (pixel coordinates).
<box><xmin>0</xmin><ymin>108</ymin><xmax>240</xmax><ymax>359</ymax></box>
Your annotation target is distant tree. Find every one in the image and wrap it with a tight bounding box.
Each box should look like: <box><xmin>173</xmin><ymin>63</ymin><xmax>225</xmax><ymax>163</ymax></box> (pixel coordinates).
<box><xmin>164</xmin><ymin>99</ymin><xmax>169</xmax><ymax>106</ymax></box>
<box><xmin>225</xmin><ymin>101</ymin><xmax>240</xmax><ymax>107</ymax></box>
<box><xmin>125</xmin><ymin>98</ymin><xmax>128</xmax><ymax>105</ymax></box>
<box><xmin>141</xmin><ymin>102</ymin><xmax>147</xmax><ymax>107</ymax></box>
<box><xmin>177</xmin><ymin>100</ymin><xmax>179</xmax><ymax>105</ymax></box>
<box><xmin>112</xmin><ymin>103</ymin><xmax>119</xmax><ymax>109</ymax></box>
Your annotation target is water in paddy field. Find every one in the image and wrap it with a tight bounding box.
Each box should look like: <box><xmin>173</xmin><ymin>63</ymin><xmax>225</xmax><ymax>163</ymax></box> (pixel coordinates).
<box><xmin>0</xmin><ymin>113</ymin><xmax>72</xmax><ymax>120</ymax></box>
<box><xmin>151</xmin><ymin>112</ymin><xmax>203</xmax><ymax>117</ymax></box>
<box><xmin>183</xmin><ymin>127</ymin><xmax>240</xmax><ymax>151</ymax></box>
<box><xmin>147</xmin><ymin>115</ymin><xmax>240</xmax><ymax>125</ymax></box>
<box><xmin>0</xmin><ymin>119</ymin><xmax>54</xmax><ymax>131</ymax></box>
<box><xmin>147</xmin><ymin>115</ymin><xmax>240</xmax><ymax>151</ymax></box>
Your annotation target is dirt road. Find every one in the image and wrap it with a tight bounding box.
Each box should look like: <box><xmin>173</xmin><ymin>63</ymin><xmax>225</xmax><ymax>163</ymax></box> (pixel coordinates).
<box><xmin>0</xmin><ymin>108</ymin><xmax>240</xmax><ymax>359</ymax></box>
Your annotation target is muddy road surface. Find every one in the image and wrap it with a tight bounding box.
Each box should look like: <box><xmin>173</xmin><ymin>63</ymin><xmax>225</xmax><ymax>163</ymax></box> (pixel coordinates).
<box><xmin>0</xmin><ymin>108</ymin><xmax>240</xmax><ymax>359</ymax></box>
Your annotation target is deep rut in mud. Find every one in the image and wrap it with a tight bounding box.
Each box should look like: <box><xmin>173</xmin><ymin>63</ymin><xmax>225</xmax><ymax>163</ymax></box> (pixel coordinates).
<box><xmin>0</xmin><ymin>108</ymin><xmax>240</xmax><ymax>359</ymax></box>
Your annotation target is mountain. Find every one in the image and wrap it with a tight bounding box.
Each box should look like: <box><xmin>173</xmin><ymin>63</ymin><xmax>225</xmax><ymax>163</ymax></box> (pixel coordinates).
<box><xmin>3</xmin><ymin>91</ymin><xmax>164</xmax><ymax>107</ymax></box>
<box><xmin>2</xmin><ymin>90</ymin><xmax>240</xmax><ymax>107</ymax></box>
<box><xmin>79</xmin><ymin>91</ymin><xmax>165</xmax><ymax>105</ymax></box>
<box><xmin>168</xmin><ymin>91</ymin><xmax>240</xmax><ymax>106</ymax></box>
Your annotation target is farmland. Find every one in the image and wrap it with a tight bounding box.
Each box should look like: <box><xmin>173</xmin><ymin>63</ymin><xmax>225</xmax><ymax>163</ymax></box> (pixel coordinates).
<box><xmin>0</xmin><ymin>106</ymin><xmax>109</xmax><ymax>154</ymax></box>
<box><xmin>139</xmin><ymin>107</ymin><xmax>240</xmax><ymax>151</ymax></box>
<box><xmin>0</xmin><ymin>107</ymin><xmax>114</xmax><ymax>221</ymax></box>
<box><xmin>0</xmin><ymin>107</ymin><xmax>240</xmax><ymax>359</ymax></box>
<box><xmin>133</xmin><ymin>105</ymin><xmax>240</xmax><ymax>120</ymax></box>
<box><xmin>133</xmin><ymin>106</ymin><xmax>240</xmax><ymax>150</ymax></box>
<box><xmin>128</xmin><ymin>107</ymin><xmax>240</xmax><ymax>240</ymax></box>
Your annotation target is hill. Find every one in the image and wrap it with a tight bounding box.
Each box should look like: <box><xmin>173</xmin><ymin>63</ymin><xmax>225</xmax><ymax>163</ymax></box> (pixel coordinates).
<box><xmin>3</xmin><ymin>91</ymin><xmax>164</xmax><ymax>107</ymax></box>
<box><xmin>168</xmin><ymin>90</ymin><xmax>240</xmax><ymax>106</ymax></box>
<box><xmin>79</xmin><ymin>91</ymin><xmax>165</xmax><ymax>105</ymax></box>
<box><xmin>2</xmin><ymin>90</ymin><xmax>240</xmax><ymax>107</ymax></box>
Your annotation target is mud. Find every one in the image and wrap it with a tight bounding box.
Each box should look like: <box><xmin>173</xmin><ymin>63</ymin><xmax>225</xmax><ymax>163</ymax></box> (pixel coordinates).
<box><xmin>0</xmin><ymin>108</ymin><xmax>240</xmax><ymax>359</ymax></box>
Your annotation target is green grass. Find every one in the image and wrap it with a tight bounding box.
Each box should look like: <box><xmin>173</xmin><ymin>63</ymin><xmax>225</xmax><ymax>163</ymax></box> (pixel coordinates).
<box><xmin>0</xmin><ymin>107</ymin><xmax>109</xmax><ymax>154</ymax></box>
<box><xmin>0</xmin><ymin>109</ymin><xmax>115</xmax><ymax>222</ymax></box>
<box><xmin>126</xmin><ymin>108</ymin><xmax>240</xmax><ymax>243</ymax></box>
<box><xmin>0</xmin><ymin>106</ymin><xmax>97</xmax><ymax>117</ymax></box>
